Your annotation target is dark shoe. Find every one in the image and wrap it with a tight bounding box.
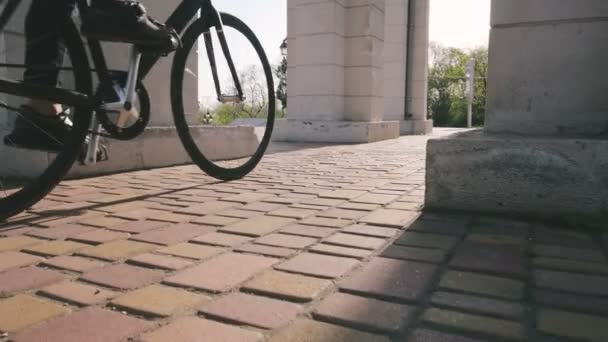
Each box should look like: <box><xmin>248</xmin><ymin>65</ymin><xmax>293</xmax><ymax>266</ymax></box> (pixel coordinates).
<box><xmin>3</xmin><ymin>106</ymin><xmax>71</xmax><ymax>153</ymax></box>
<box><xmin>81</xmin><ymin>0</ymin><xmax>180</xmax><ymax>53</ymax></box>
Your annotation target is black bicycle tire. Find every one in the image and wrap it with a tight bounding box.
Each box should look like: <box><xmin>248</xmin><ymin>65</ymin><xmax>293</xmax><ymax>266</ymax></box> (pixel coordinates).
<box><xmin>171</xmin><ymin>13</ymin><xmax>275</xmax><ymax>181</ymax></box>
<box><xmin>0</xmin><ymin>19</ymin><xmax>92</xmax><ymax>221</ymax></box>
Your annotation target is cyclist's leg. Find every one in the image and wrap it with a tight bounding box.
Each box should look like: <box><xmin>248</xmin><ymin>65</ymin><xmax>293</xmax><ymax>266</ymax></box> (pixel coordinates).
<box><xmin>23</xmin><ymin>0</ymin><xmax>77</xmax><ymax>116</ymax></box>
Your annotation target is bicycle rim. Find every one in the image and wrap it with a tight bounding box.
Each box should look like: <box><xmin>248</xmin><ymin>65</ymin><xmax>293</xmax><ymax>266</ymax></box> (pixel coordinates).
<box><xmin>171</xmin><ymin>13</ymin><xmax>276</xmax><ymax>181</ymax></box>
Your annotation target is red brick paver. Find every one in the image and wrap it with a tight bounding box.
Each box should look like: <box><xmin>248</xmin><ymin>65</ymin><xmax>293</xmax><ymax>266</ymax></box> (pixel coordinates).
<box><xmin>12</xmin><ymin>307</ymin><xmax>149</xmax><ymax>342</ymax></box>
<box><xmin>200</xmin><ymin>292</ymin><xmax>301</xmax><ymax>329</ymax></box>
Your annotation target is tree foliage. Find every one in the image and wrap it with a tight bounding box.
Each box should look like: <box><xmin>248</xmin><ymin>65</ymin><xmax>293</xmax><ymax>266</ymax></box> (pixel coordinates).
<box><xmin>428</xmin><ymin>43</ymin><xmax>488</xmax><ymax>127</ymax></box>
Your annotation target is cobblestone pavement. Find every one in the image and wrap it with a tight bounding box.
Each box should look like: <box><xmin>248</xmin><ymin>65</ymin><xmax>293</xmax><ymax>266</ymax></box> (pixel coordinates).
<box><xmin>1</xmin><ymin>129</ymin><xmax>607</xmax><ymax>342</ymax></box>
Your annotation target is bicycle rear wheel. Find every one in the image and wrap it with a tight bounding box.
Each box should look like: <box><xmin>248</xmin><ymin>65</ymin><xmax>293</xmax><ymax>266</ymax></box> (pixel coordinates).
<box><xmin>0</xmin><ymin>19</ymin><xmax>92</xmax><ymax>221</ymax></box>
<box><xmin>171</xmin><ymin>13</ymin><xmax>275</xmax><ymax>181</ymax></box>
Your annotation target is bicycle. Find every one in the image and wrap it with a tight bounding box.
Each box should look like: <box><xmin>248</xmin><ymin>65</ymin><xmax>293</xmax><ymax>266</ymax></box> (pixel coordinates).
<box><xmin>0</xmin><ymin>0</ymin><xmax>275</xmax><ymax>221</ymax></box>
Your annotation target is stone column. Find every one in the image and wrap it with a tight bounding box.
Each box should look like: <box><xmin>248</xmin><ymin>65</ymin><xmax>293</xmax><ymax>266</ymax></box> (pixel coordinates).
<box><xmin>273</xmin><ymin>0</ymin><xmax>400</xmax><ymax>143</ymax></box>
<box><xmin>403</xmin><ymin>0</ymin><xmax>432</xmax><ymax>134</ymax></box>
<box><xmin>425</xmin><ymin>0</ymin><xmax>608</xmax><ymax>226</ymax></box>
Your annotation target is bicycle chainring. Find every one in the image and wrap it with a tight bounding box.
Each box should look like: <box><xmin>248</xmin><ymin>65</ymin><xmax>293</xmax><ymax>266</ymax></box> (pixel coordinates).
<box><xmin>97</xmin><ymin>71</ymin><xmax>150</xmax><ymax>141</ymax></box>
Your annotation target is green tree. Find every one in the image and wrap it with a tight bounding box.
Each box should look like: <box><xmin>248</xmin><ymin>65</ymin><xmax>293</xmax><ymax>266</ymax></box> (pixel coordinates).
<box><xmin>275</xmin><ymin>57</ymin><xmax>287</xmax><ymax>112</ymax></box>
<box><xmin>428</xmin><ymin>43</ymin><xmax>488</xmax><ymax>127</ymax></box>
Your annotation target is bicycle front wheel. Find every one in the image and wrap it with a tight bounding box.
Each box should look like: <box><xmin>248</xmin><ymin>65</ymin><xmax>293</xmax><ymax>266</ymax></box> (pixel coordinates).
<box><xmin>0</xmin><ymin>20</ymin><xmax>92</xmax><ymax>221</ymax></box>
<box><xmin>171</xmin><ymin>13</ymin><xmax>275</xmax><ymax>181</ymax></box>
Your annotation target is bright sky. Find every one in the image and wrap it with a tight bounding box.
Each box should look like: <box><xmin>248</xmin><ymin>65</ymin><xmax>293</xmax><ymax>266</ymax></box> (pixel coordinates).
<box><xmin>430</xmin><ymin>0</ymin><xmax>491</xmax><ymax>48</ymax></box>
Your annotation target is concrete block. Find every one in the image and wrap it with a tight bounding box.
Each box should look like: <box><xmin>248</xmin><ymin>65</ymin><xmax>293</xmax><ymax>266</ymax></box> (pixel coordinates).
<box><xmin>486</xmin><ymin>21</ymin><xmax>608</xmax><ymax>136</ymax></box>
<box><xmin>273</xmin><ymin>119</ymin><xmax>399</xmax><ymax>143</ymax></box>
<box><xmin>426</xmin><ymin>130</ymin><xmax>608</xmax><ymax>226</ymax></box>
<box><xmin>491</xmin><ymin>0</ymin><xmax>608</xmax><ymax>26</ymax></box>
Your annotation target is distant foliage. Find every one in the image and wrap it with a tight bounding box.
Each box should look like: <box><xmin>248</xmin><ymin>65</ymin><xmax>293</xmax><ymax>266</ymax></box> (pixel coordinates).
<box><xmin>428</xmin><ymin>43</ymin><xmax>488</xmax><ymax>127</ymax></box>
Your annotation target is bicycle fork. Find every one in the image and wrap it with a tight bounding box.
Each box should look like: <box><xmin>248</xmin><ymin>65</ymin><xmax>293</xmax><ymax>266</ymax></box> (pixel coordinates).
<box><xmin>83</xmin><ymin>45</ymin><xmax>142</xmax><ymax>165</ymax></box>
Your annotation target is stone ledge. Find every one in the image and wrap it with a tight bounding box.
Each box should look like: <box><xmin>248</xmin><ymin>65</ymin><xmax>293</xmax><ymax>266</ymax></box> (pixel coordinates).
<box><xmin>272</xmin><ymin>119</ymin><xmax>400</xmax><ymax>143</ymax></box>
<box><xmin>68</xmin><ymin>126</ymin><xmax>258</xmax><ymax>178</ymax></box>
<box><xmin>425</xmin><ymin>130</ymin><xmax>608</xmax><ymax>227</ymax></box>
<box><xmin>400</xmin><ymin>119</ymin><xmax>433</xmax><ymax>136</ymax></box>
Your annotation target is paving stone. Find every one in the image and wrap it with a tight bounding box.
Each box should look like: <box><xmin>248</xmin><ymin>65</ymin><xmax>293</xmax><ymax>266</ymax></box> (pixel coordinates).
<box><xmin>0</xmin><ymin>294</ymin><xmax>69</xmax><ymax>332</ymax></box>
<box><xmin>158</xmin><ymin>243</ymin><xmax>224</xmax><ymax>260</ymax></box>
<box><xmin>220</xmin><ymin>216</ymin><xmax>294</xmax><ymax>237</ymax></box>
<box><xmin>38</xmin><ymin>281</ymin><xmax>116</xmax><ymax>306</ymax></box>
<box><xmin>164</xmin><ymin>252</ymin><xmax>277</xmax><ymax>292</ymax></box>
<box><xmin>77</xmin><ymin>240</ymin><xmax>157</xmax><ymax>261</ymax></box>
<box><xmin>280</xmin><ymin>224</ymin><xmax>336</xmax><ymax>238</ymax></box>
<box><xmin>0</xmin><ymin>236</ymin><xmax>44</xmax><ymax>252</ymax></box>
<box><xmin>235</xmin><ymin>243</ymin><xmax>297</xmax><ymax>258</ymax></box>
<box><xmin>320</xmin><ymin>190</ymin><xmax>367</xmax><ymax>200</ymax></box>
<box><xmin>290</xmin><ymin>203</ymin><xmax>329</xmax><ymax>211</ymax></box>
<box><xmin>386</xmin><ymin>201</ymin><xmax>423</xmax><ymax>210</ymax></box>
<box><xmin>174</xmin><ymin>201</ymin><xmax>238</xmax><ymax>216</ymax></box>
<box><xmin>148</xmin><ymin>212</ymin><xmax>199</xmax><ymax>224</ymax></box>
<box><xmin>128</xmin><ymin>253</ymin><xmax>194</xmax><ymax>270</ymax></box>
<box><xmin>341</xmin><ymin>224</ymin><xmax>399</xmax><ymax>238</ymax></box>
<box><xmin>337</xmin><ymin>202</ymin><xmax>380</xmax><ymax>211</ymax></box>
<box><xmin>240</xmin><ymin>201</ymin><xmax>286</xmax><ymax>212</ymax></box>
<box><xmin>359</xmin><ymin>209</ymin><xmax>419</xmax><ymax>228</ymax></box>
<box><xmin>324</xmin><ymin>233</ymin><xmax>387</xmax><ymax>250</ymax></box>
<box><xmin>79</xmin><ymin>216</ymin><xmax>129</xmax><ymax>228</ymax></box>
<box><xmin>216</xmin><ymin>208</ymin><xmax>264</xmax><ymax>219</ymax></box>
<box><xmin>431</xmin><ymin>291</ymin><xmax>525</xmax><ymax>320</ymax></box>
<box><xmin>422</xmin><ymin>308</ymin><xmax>524</xmax><ymax>341</ymax></box>
<box><xmin>11</xmin><ymin>307</ymin><xmax>148</xmax><ymax>342</ymax></box>
<box><xmin>0</xmin><ymin>266</ymin><xmax>66</xmax><ymax>297</ymax></box>
<box><xmin>381</xmin><ymin>245</ymin><xmax>446</xmax><ymax>263</ymax></box>
<box><xmin>439</xmin><ymin>270</ymin><xmax>524</xmax><ymax>300</ymax></box>
<box><xmin>40</xmin><ymin>256</ymin><xmax>105</xmax><ymax>273</ymax></box>
<box><xmin>313</xmin><ymin>292</ymin><xmax>415</xmax><ymax>333</ymax></box>
<box><xmin>255</xmin><ymin>233</ymin><xmax>317</xmax><ymax>249</ymax></box>
<box><xmin>300</xmin><ymin>198</ymin><xmax>346</xmax><ymax>207</ymax></box>
<box><xmin>191</xmin><ymin>232</ymin><xmax>253</xmax><ymax>247</ymax></box>
<box><xmin>106</xmin><ymin>220</ymin><xmax>169</xmax><ymax>233</ymax></box>
<box><xmin>140</xmin><ymin>316</ymin><xmax>263</xmax><ymax>342</ymax></box>
<box><xmin>22</xmin><ymin>240</ymin><xmax>89</xmax><ymax>257</ymax></box>
<box><xmin>222</xmin><ymin>192</ymin><xmax>274</xmax><ymax>203</ymax></box>
<box><xmin>243</xmin><ymin>270</ymin><xmax>332</xmax><ymax>302</ymax></box>
<box><xmin>537</xmin><ymin>308</ymin><xmax>608</xmax><ymax>342</ymax></box>
<box><xmin>408</xmin><ymin>328</ymin><xmax>488</xmax><ymax>342</ymax></box>
<box><xmin>81</xmin><ymin>264</ymin><xmax>164</xmax><ymax>290</ymax></box>
<box><xmin>533</xmin><ymin>226</ymin><xmax>596</xmax><ymax>249</ymax></box>
<box><xmin>110</xmin><ymin>208</ymin><xmax>166</xmax><ymax>221</ymax></box>
<box><xmin>534</xmin><ymin>289</ymin><xmax>608</xmax><ymax>315</ymax></box>
<box><xmin>0</xmin><ymin>226</ymin><xmax>36</xmax><ymax>237</ymax></box>
<box><xmin>267</xmin><ymin>207</ymin><xmax>318</xmax><ymax>220</ymax></box>
<box><xmin>351</xmin><ymin>193</ymin><xmax>399</xmax><ymax>205</ymax></box>
<box><xmin>450</xmin><ymin>241</ymin><xmax>527</xmax><ymax>278</ymax></box>
<box><xmin>396</xmin><ymin>232</ymin><xmax>460</xmax><ymax>250</ymax></box>
<box><xmin>200</xmin><ymin>292</ymin><xmax>301</xmax><ymax>329</ymax></box>
<box><xmin>129</xmin><ymin>223</ymin><xmax>213</xmax><ymax>246</ymax></box>
<box><xmin>0</xmin><ymin>252</ymin><xmax>41</xmax><ymax>272</ymax></box>
<box><xmin>317</xmin><ymin>208</ymin><xmax>368</xmax><ymax>221</ymax></box>
<box><xmin>68</xmin><ymin>230</ymin><xmax>129</xmax><ymax>245</ymax></box>
<box><xmin>408</xmin><ymin>219</ymin><xmax>468</xmax><ymax>236</ymax></box>
<box><xmin>310</xmin><ymin>243</ymin><xmax>373</xmax><ymax>259</ymax></box>
<box><xmin>111</xmin><ymin>285</ymin><xmax>208</xmax><ymax>317</ymax></box>
<box><xmin>276</xmin><ymin>253</ymin><xmax>358</xmax><ymax>279</ymax></box>
<box><xmin>192</xmin><ymin>215</ymin><xmax>243</xmax><ymax>226</ymax></box>
<box><xmin>534</xmin><ymin>257</ymin><xmax>608</xmax><ymax>275</ymax></box>
<box><xmin>300</xmin><ymin>217</ymin><xmax>351</xmax><ymax>228</ymax></box>
<box><xmin>535</xmin><ymin>270</ymin><xmax>608</xmax><ymax>296</ymax></box>
<box><xmin>340</xmin><ymin>258</ymin><xmax>436</xmax><ymax>301</ymax></box>
<box><xmin>532</xmin><ymin>244</ymin><xmax>606</xmax><ymax>262</ymax></box>
<box><xmin>268</xmin><ymin>319</ymin><xmax>389</xmax><ymax>342</ymax></box>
